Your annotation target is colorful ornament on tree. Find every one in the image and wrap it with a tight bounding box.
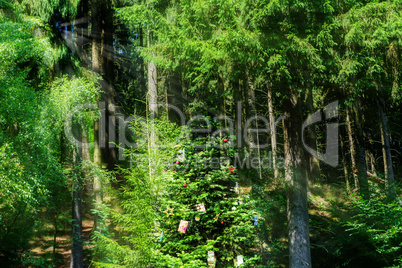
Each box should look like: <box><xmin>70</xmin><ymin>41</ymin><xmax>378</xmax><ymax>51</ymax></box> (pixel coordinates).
<box><xmin>178</xmin><ymin>220</ymin><xmax>189</xmax><ymax>234</ymax></box>
<box><xmin>234</xmin><ymin>182</ymin><xmax>239</xmax><ymax>194</ymax></box>
<box><xmin>235</xmin><ymin>255</ymin><xmax>244</xmax><ymax>266</ymax></box>
<box><xmin>164</xmin><ymin>206</ymin><xmax>174</xmax><ymax>218</ymax></box>
<box><xmin>223</xmin><ymin>138</ymin><xmax>228</xmax><ymax>143</ymax></box>
<box><xmin>176</xmin><ymin>160</ymin><xmax>180</xmax><ymax>165</ymax></box>
<box><xmin>177</xmin><ymin>149</ymin><xmax>185</xmax><ymax>161</ymax></box>
<box><xmin>253</xmin><ymin>216</ymin><xmax>258</xmax><ymax>226</ymax></box>
<box><xmin>183</xmin><ymin>183</ymin><xmax>187</xmax><ymax>187</ymax></box>
<box><xmin>159</xmin><ymin>231</ymin><xmax>164</xmax><ymax>242</ymax></box>
<box><xmin>195</xmin><ymin>216</ymin><xmax>200</xmax><ymax>221</ymax></box>
<box><xmin>229</xmin><ymin>166</ymin><xmax>235</xmax><ymax>173</ymax></box>
<box><xmin>196</xmin><ymin>203</ymin><xmax>206</xmax><ymax>213</ymax></box>
<box><xmin>207</xmin><ymin>251</ymin><xmax>216</xmax><ymax>267</ymax></box>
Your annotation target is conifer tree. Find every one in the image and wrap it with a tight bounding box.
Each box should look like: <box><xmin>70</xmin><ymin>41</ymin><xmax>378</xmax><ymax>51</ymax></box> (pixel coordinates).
<box><xmin>154</xmin><ymin>138</ymin><xmax>262</xmax><ymax>267</ymax></box>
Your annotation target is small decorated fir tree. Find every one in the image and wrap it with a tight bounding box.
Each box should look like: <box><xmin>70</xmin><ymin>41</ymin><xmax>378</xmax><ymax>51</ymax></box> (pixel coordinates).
<box><xmin>154</xmin><ymin>138</ymin><xmax>262</xmax><ymax>267</ymax></box>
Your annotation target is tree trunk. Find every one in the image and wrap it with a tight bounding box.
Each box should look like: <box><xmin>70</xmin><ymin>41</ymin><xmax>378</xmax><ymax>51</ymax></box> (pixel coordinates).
<box><xmin>340</xmin><ymin>133</ymin><xmax>350</xmax><ymax>192</ymax></box>
<box><xmin>377</xmin><ymin>97</ymin><xmax>395</xmax><ymax>200</ymax></box>
<box><xmin>167</xmin><ymin>72</ymin><xmax>183</xmax><ymax>124</ymax></box>
<box><xmin>91</xmin><ymin>0</ymin><xmax>103</xmax><ymax>230</ymax></box>
<box><xmin>93</xmin><ymin>120</ymin><xmax>102</xmax><ymax>230</ymax></box>
<box><xmin>147</xmin><ymin>60</ymin><xmax>158</xmax><ymax>183</ymax></box>
<box><xmin>91</xmin><ymin>1</ymin><xmax>100</xmax><ymax>74</ymax></box>
<box><xmin>353</xmin><ymin>100</ymin><xmax>369</xmax><ymax>199</ymax></box>
<box><xmin>283</xmin><ymin>91</ymin><xmax>311</xmax><ymax>268</ymax></box>
<box><xmin>102</xmin><ymin>1</ymin><xmax>118</xmax><ymax>171</ymax></box>
<box><xmin>234</xmin><ymin>80</ymin><xmax>243</xmax><ymax>150</ymax></box>
<box><xmin>305</xmin><ymin>88</ymin><xmax>320</xmax><ymax>184</ymax></box>
<box><xmin>136</xmin><ymin>26</ymin><xmax>147</xmax><ymax>115</ymax></box>
<box><xmin>71</xmin><ymin>163</ymin><xmax>83</xmax><ymax>268</ymax></box>
<box><xmin>76</xmin><ymin>0</ymin><xmax>89</xmax><ymax>66</ymax></box>
<box><xmin>71</xmin><ymin>124</ymin><xmax>83</xmax><ymax>268</ymax></box>
<box><xmin>346</xmin><ymin>107</ymin><xmax>358</xmax><ymax>190</ymax></box>
<box><xmin>246</xmin><ymin>72</ymin><xmax>262</xmax><ymax>180</ymax></box>
<box><xmin>148</xmin><ymin>61</ymin><xmax>158</xmax><ymax>119</ymax></box>
<box><xmin>267</xmin><ymin>83</ymin><xmax>279</xmax><ymax>179</ymax></box>
<box><xmin>146</xmin><ymin>12</ymin><xmax>158</xmax><ymax>183</ymax></box>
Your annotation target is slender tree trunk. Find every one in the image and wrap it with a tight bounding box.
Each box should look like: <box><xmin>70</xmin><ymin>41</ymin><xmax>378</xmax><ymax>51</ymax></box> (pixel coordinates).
<box><xmin>81</xmin><ymin>127</ymin><xmax>90</xmax><ymax>164</ymax></box>
<box><xmin>167</xmin><ymin>72</ymin><xmax>183</xmax><ymax>124</ymax></box>
<box><xmin>148</xmin><ymin>61</ymin><xmax>158</xmax><ymax>118</ymax></box>
<box><xmin>368</xmin><ymin>150</ymin><xmax>376</xmax><ymax>176</ymax></box>
<box><xmin>137</xmin><ymin>26</ymin><xmax>147</xmax><ymax>115</ymax></box>
<box><xmin>246</xmin><ymin>72</ymin><xmax>262</xmax><ymax>180</ymax></box>
<box><xmin>377</xmin><ymin>97</ymin><xmax>395</xmax><ymax>200</ymax></box>
<box><xmin>234</xmin><ymin>79</ymin><xmax>243</xmax><ymax>153</ymax></box>
<box><xmin>305</xmin><ymin>88</ymin><xmax>320</xmax><ymax>184</ymax></box>
<box><xmin>353</xmin><ymin>100</ymin><xmax>369</xmax><ymax>199</ymax></box>
<box><xmin>93</xmin><ymin>120</ymin><xmax>102</xmax><ymax>229</ymax></box>
<box><xmin>71</xmin><ymin>125</ymin><xmax>83</xmax><ymax>268</ymax></box>
<box><xmin>91</xmin><ymin>1</ymin><xmax>100</xmax><ymax>74</ymax></box>
<box><xmin>267</xmin><ymin>83</ymin><xmax>279</xmax><ymax>179</ymax></box>
<box><xmin>283</xmin><ymin>91</ymin><xmax>311</xmax><ymax>268</ymax></box>
<box><xmin>52</xmin><ymin>213</ymin><xmax>58</xmax><ymax>265</ymax></box>
<box><xmin>147</xmin><ymin>16</ymin><xmax>158</xmax><ymax>181</ymax></box>
<box><xmin>71</xmin><ymin>164</ymin><xmax>83</xmax><ymax>268</ymax></box>
<box><xmin>101</xmin><ymin>1</ymin><xmax>118</xmax><ymax>171</ymax></box>
<box><xmin>346</xmin><ymin>107</ymin><xmax>358</xmax><ymax>190</ymax></box>
<box><xmin>76</xmin><ymin>0</ymin><xmax>89</xmax><ymax>66</ymax></box>
<box><xmin>91</xmin><ymin>0</ymin><xmax>102</xmax><ymax>230</ymax></box>
<box><xmin>340</xmin><ymin>133</ymin><xmax>350</xmax><ymax>192</ymax></box>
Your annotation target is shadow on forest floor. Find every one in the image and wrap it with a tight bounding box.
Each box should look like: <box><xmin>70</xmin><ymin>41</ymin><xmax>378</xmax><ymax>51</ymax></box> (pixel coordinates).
<box><xmin>25</xmin><ymin>220</ymin><xmax>94</xmax><ymax>267</ymax></box>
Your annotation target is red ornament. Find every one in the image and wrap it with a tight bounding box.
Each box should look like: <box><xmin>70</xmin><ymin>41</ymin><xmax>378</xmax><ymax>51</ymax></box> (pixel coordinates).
<box><xmin>223</xmin><ymin>139</ymin><xmax>228</xmax><ymax>143</ymax></box>
<box><xmin>221</xmin><ymin>221</ymin><xmax>224</xmax><ymax>224</ymax></box>
<box><xmin>229</xmin><ymin>166</ymin><xmax>235</xmax><ymax>173</ymax></box>
<box><xmin>183</xmin><ymin>183</ymin><xmax>187</xmax><ymax>187</ymax></box>
<box><xmin>176</xmin><ymin>161</ymin><xmax>180</xmax><ymax>165</ymax></box>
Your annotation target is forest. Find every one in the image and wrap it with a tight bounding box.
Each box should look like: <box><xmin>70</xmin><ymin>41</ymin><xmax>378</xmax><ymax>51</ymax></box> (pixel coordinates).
<box><xmin>1</xmin><ymin>0</ymin><xmax>402</xmax><ymax>267</ymax></box>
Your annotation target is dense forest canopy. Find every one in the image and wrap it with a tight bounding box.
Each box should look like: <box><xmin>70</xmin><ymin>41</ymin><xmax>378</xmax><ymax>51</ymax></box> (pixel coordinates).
<box><xmin>0</xmin><ymin>0</ymin><xmax>401</xmax><ymax>267</ymax></box>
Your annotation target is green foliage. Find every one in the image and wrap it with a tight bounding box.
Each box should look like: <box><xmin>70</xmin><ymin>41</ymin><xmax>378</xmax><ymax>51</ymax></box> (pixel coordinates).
<box><xmin>21</xmin><ymin>0</ymin><xmax>80</xmax><ymax>22</ymax></box>
<box><xmin>0</xmin><ymin>4</ymin><xmax>99</xmax><ymax>263</ymax></box>
<box><xmin>308</xmin><ymin>183</ymin><xmax>402</xmax><ymax>268</ymax></box>
<box><xmin>0</xmin><ymin>7</ymin><xmax>59</xmax><ymax>255</ymax></box>
<box><xmin>345</xmin><ymin>186</ymin><xmax>402</xmax><ymax>267</ymax></box>
<box><xmin>92</xmin><ymin>118</ymin><xmax>186</xmax><ymax>267</ymax></box>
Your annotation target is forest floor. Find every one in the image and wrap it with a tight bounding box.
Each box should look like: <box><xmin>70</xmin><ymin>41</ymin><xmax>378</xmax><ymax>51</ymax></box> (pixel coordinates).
<box><xmin>28</xmin><ymin>220</ymin><xmax>94</xmax><ymax>267</ymax></box>
<box><xmin>22</xmin><ymin>183</ymin><xmax>351</xmax><ymax>267</ymax></box>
